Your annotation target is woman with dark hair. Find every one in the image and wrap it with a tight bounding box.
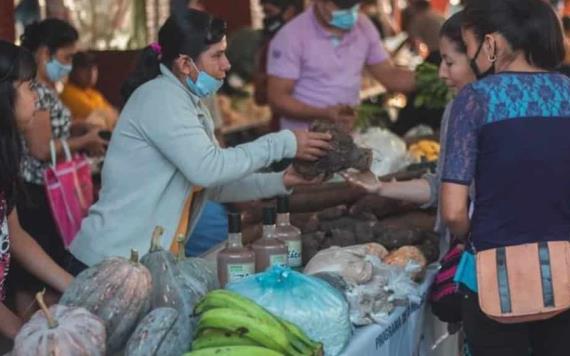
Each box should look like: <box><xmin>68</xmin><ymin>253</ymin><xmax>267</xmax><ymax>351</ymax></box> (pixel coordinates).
<box><xmin>69</xmin><ymin>9</ymin><xmax>331</xmax><ymax>271</ymax></box>
<box><xmin>345</xmin><ymin>11</ymin><xmax>475</xmax><ymax>243</ymax></box>
<box><xmin>12</xmin><ymin>18</ymin><xmax>107</xmax><ymax>317</ymax></box>
<box><xmin>440</xmin><ymin>0</ymin><xmax>570</xmax><ymax>355</ymax></box>
<box><xmin>344</xmin><ymin>14</ymin><xmax>476</xmax><ymax>341</ymax></box>
<box><xmin>0</xmin><ymin>41</ymin><xmax>73</xmax><ymax>338</ymax></box>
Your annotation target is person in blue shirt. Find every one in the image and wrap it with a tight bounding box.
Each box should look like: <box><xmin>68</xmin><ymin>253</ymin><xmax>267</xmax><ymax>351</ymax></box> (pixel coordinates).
<box><xmin>185</xmin><ymin>201</ymin><xmax>228</xmax><ymax>257</ymax></box>
<box><xmin>441</xmin><ymin>0</ymin><xmax>570</xmax><ymax>355</ymax></box>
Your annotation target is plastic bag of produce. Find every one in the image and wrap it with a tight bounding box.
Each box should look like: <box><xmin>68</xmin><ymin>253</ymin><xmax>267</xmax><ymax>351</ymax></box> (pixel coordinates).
<box><xmin>353</xmin><ymin>128</ymin><xmax>411</xmax><ymax>176</ymax></box>
<box><xmin>345</xmin><ymin>269</ymin><xmax>394</xmax><ymax>326</ymax></box>
<box><xmin>303</xmin><ymin>243</ymin><xmax>388</xmax><ymax>284</ymax></box>
<box><xmin>337</xmin><ymin>256</ymin><xmax>420</xmax><ymax>326</ymax></box>
<box><xmin>383</xmin><ymin>260</ymin><xmax>422</xmax><ymax>304</ymax></box>
<box><xmin>226</xmin><ymin>266</ymin><xmax>352</xmax><ymax>356</ymax></box>
<box><xmin>312</xmin><ymin>271</ymin><xmax>349</xmax><ymax>295</ymax></box>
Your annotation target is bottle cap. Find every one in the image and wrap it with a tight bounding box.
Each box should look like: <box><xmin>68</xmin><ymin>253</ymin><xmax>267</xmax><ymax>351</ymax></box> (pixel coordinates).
<box><xmin>228</xmin><ymin>212</ymin><xmax>241</xmax><ymax>233</ymax></box>
<box><xmin>276</xmin><ymin>195</ymin><xmax>289</xmax><ymax>213</ymax></box>
<box><xmin>262</xmin><ymin>206</ymin><xmax>276</xmax><ymax>225</ymax></box>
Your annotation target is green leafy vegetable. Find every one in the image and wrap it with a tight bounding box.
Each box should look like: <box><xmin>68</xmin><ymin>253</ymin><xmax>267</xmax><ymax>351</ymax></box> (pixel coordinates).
<box><xmin>414</xmin><ymin>62</ymin><xmax>454</xmax><ymax>109</ymax></box>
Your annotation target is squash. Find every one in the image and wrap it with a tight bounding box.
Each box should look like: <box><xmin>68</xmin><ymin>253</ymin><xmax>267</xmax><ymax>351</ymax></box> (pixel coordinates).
<box><xmin>175</xmin><ymin>235</ymin><xmax>219</xmax><ymax>295</ymax></box>
<box><xmin>125</xmin><ymin>307</ymin><xmax>190</xmax><ymax>356</ymax></box>
<box><xmin>140</xmin><ymin>226</ymin><xmax>203</xmax><ymax>346</ymax></box>
<box><xmin>60</xmin><ymin>249</ymin><xmax>152</xmax><ymax>353</ymax></box>
<box><xmin>13</xmin><ymin>291</ymin><xmax>106</xmax><ymax>356</ymax></box>
<box><xmin>140</xmin><ymin>227</ymin><xmax>201</xmax><ymax>313</ymax></box>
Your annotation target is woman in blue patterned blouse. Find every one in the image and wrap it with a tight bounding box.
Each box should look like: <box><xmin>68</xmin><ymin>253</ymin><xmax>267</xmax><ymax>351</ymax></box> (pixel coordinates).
<box><xmin>441</xmin><ymin>0</ymin><xmax>570</xmax><ymax>355</ymax></box>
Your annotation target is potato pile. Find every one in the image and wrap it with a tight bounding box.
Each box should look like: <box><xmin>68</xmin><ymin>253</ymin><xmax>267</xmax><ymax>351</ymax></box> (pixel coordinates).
<box><xmin>408</xmin><ymin>140</ymin><xmax>440</xmax><ymax>162</ymax></box>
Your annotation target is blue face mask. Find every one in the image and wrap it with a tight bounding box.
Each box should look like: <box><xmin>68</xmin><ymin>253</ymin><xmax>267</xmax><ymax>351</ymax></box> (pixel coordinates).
<box><xmin>329</xmin><ymin>4</ymin><xmax>359</xmax><ymax>30</ymax></box>
<box><xmin>45</xmin><ymin>58</ymin><xmax>72</xmax><ymax>82</ymax></box>
<box><xmin>186</xmin><ymin>60</ymin><xmax>224</xmax><ymax>97</ymax></box>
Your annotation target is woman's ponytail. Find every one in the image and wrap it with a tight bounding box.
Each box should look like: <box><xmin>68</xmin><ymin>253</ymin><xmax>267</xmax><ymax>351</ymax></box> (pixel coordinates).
<box><xmin>120</xmin><ymin>9</ymin><xmax>227</xmax><ymax>104</ymax></box>
<box><xmin>120</xmin><ymin>45</ymin><xmax>162</xmax><ymax>103</ymax></box>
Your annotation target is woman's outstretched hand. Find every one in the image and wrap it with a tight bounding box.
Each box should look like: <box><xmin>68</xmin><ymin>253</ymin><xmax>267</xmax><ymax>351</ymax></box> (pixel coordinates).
<box><xmin>340</xmin><ymin>170</ymin><xmax>382</xmax><ymax>194</ymax></box>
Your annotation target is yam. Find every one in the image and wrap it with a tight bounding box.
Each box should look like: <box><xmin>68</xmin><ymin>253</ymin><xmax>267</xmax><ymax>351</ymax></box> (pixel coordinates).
<box><xmin>377</xmin><ymin>211</ymin><xmax>436</xmax><ymax>232</ymax></box>
<box><xmin>354</xmin><ymin>221</ymin><xmax>377</xmax><ymax>244</ymax></box>
<box><xmin>293</xmin><ymin>121</ymin><xmax>372</xmax><ymax>179</ymax></box>
<box><xmin>350</xmin><ymin>195</ymin><xmax>415</xmax><ymax>220</ymax></box>
<box><xmin>418</xmin><ymin>231</ymin><xmax>440</xmax><ymax>263</ymax></box>
<box><xmin>291</xmin><ymin>212</ymin><xmax>320</xmax><ymax>233</ymax></box>
<box><xmin>372</xmin><ymin>226</ymin><xmax>424</xmax><ymax>250</ymax></box>
<box><xmin>289</xmin><ymin>184</ymin><xmax>365</xmax><ymax>213</ymax></box>
<box><xmin>327</xmin><ymin>229</ymin><xmax>357</xmax><ymax>248</ymax></box>
<box><xmin>317</xmin><ymin>205</ymin><xmax>349</xmax><ymax>221</ymax></box>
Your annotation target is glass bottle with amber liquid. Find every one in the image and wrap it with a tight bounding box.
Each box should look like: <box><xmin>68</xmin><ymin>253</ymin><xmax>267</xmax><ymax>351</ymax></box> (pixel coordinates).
<box><xmin>275</xmin><ymin>196</ymin><xmax>302</xmax><ymax>268</ymax></box>
<box><xmin>252</xmin><ymin>206</ymin><xmax>288</xmax><ymax>272</ymax></box>
<box><xmin>217</xmin><ymin>212</ymin><xmax>255</xmax><ymax>287</ymax></box>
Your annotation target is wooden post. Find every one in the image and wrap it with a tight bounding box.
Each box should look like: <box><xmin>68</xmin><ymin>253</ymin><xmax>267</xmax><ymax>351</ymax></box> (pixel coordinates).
<box><xmin>204</xmin><ymin>0</ymin><xmax>252</xmax><ymax>35</ymax></box>
<box><xmin>0</xmin><ymin>0</ymin><xmax>15</xmax><ymax>42</ymax></box>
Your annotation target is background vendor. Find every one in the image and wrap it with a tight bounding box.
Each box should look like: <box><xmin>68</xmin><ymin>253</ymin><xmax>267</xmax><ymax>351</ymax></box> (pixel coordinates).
<box><xmin>60</xmin><ymin>51</ymin><xmax>118</xmax><ymax>130</ymax></box>
<box><xmin>267</xmin><ymin>0</ymin><xmax>416</xmax><ymax>132</ymax></box>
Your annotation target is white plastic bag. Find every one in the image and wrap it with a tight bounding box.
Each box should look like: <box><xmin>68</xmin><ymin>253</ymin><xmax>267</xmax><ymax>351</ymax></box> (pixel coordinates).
<box><xmin>384</xmin><ymin>261</ymin><xmax>423</xmax><ymax>304</ymax></box>
<box><xmin>353</xmin><ymin>128</ymin><xmax>411</xmax><ymax>176</ymax></box>
<box><xmin>303</xmin><ymin>243</ymin><xmax>388</xmax><ymax>284</ymax></box>
<box><xmin>344</xmin><ymin>257</ymin><xmax>420</xmax><ymax>326</ymax></box>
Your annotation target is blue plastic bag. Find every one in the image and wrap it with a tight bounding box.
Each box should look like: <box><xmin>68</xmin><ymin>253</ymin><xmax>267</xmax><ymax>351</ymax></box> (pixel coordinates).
<box><xmin>454</xmin><ymin>251</ymin><xmax>478</xmax><ymax>292</ymax></box>
<box><xmin>226</xmin><ymin>266</ymin><xmax>352</xmax><ymax>356</ymax></box>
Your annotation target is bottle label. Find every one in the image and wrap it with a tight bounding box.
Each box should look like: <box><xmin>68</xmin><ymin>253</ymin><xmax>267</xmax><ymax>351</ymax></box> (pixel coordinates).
<box><xmin>286</xmin><ymin>240</ymin><xmax>303</xmax><ymax>267</ymax></box>
<box><xmin>270</xmin><ymin>254</ymin><xmax>288</xmax><ymax>267</ymax></box>
<box><xmin>227</xmin><ymin>263</ymin><xmax>255</xmax><ymax>283</ymax></box>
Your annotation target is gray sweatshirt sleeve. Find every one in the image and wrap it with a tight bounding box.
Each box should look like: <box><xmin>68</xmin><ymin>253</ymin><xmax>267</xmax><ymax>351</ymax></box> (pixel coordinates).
<box><xmin>420</xmin><ymin>102</ymin><xmax>453</xmax><ymax>210</ymax></box>
<box><xmin>420</xmin><ymin>172</ymin><xmax>439</xmax><ymax>209</ymax></box>
<box><xmin>136</xmin><ymin>87</ymin><xmax>297</xmax><ymax>188</ymax></box>
<box><xmin>209</xmin><ymin>172</ymin><xmax>290</xmax><ymax>203</ymax></box>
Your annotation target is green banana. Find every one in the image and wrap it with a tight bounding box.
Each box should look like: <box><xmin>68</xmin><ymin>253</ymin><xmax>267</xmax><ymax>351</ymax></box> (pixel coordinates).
<box><xmin>196</xmin><ymin>290</ymin><xmax>320</xmax><ymax>355</ymax></box>
<box><xmin>192</xmin><ymin>329</ymin><xmax>259</xmax><ymax>350</ymax></box>
<box><xmin>281</xmin><ymin>319</ymin><xmax>319</xmax><ymax>349</ymax></box>
<box><xmin>196</xmin><ymin>307</ymin><xmax>297</xmax><ymax>355</ymax></box>
<box><xmin>184</xmin><ymin>345</ymin><xmax>285</xmax><ymax>356</ymax></box>
<box><xmin>286</xmin><ymin>336</ymin><xmax>312</xmax><ymax>355</ymax></box>
<box><xmin>280</xmin><ymin>320</ymin><xmax>323</xmax><ymax>356</ymax></box>
<box><xmin>195</xmin><ymin>290</ymin><xmax>283</xmax><ymax>329</ymax></box>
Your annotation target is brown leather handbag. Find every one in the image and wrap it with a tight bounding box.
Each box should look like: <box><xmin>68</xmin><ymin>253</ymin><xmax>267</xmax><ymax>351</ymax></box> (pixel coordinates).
<box><xmin>476</xmin><ymin>241</ymin><xmax>570</xmax><ymax>323</ymax></box>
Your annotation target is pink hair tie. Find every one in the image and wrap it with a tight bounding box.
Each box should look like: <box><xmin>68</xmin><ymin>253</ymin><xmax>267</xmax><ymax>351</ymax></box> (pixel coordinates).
<box><xmin>149</xmin><ymin>42</ymin><xmax>162</xmax><ymax>55</ymax></box>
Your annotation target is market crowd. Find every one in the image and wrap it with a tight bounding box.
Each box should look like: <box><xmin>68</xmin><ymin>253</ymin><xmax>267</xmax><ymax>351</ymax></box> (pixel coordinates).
<box><xmin>1</xmin><ymin>0</ymin><xmax>570</xmax><ymax>355</ymax></box>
